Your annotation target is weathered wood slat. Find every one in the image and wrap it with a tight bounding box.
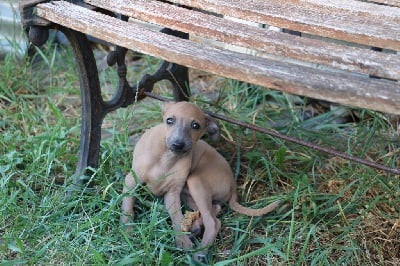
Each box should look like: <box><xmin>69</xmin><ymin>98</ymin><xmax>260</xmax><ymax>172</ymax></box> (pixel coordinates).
<box><xmin>169</xmin><ymin>0</ymin><xmax>400</xmax><ymax>51</ymax></box>
<box><xmin>303</xmin><ymin>0</ymin><xmax>400</xmax><ymax>17</ymax></box>
<box><xmin>36</xmin><ymin>2</ymin><xmax>400</xmax><ymax>114</ymax></box>
<box><xmin>365</xmin><ymin>0</ymin><xmax>400</xmax><ymax>7</ymax></box>
<box><xmin>85</xmin><ymin>0</ymin><xmax>400</xmax><ymax>80</ymax></box>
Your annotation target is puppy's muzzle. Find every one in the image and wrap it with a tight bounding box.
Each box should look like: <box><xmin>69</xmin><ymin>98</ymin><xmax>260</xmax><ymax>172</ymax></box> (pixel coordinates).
<box><xmin>167</xmin><ymin>138</ymin><xmax>192</xmax><ymax>154</ymax></box>
<box><xmin>172</xmin><ymin>141</ymin><xmax>185</xmax><ymax>151</ymax></box>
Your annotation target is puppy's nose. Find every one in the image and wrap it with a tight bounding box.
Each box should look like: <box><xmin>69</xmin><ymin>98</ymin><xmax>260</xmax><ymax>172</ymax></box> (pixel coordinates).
<box><xmin>172</xmin><ymin>141</ymin><xmax>185</xmax><ymax>151</ymax></box>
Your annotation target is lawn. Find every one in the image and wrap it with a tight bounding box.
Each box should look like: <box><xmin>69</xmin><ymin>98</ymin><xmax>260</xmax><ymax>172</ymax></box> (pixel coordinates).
<box><xmin>1</xmin><ymin>38</ymin><xmax>399</xmax><ymax>265</ymax></box>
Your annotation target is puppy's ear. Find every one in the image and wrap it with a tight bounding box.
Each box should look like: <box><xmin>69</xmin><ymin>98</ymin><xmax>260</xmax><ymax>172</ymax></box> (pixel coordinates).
<box><xmin>205</xmin><ymin>115</ymin><xmax>220</xmax><ymax>142</ymax></box>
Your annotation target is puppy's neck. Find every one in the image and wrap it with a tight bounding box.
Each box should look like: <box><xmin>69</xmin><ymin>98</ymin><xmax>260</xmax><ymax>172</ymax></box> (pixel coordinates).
<box><xmin>160</xmin><ymin>148</ymin><xmax>192</xmax><ymax>165</ymax></box>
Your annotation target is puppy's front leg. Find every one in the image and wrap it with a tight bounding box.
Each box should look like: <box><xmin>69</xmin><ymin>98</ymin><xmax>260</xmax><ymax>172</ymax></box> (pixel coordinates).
<box><xmin>121</xmin><ymin>172</ymin><xmax>136</xmax><ymax>225</ymax></box>
<box><xmin>164</xmin><ymin>189</ymin><xmax>193</xmax><ymax>249</ymax></box>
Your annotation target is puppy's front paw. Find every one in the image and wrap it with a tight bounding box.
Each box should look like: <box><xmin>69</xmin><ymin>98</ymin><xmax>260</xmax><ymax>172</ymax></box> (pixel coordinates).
<box><xmin>176</xmin><ymin>234</ymin><xmax>193</xmax><ymax>249</ymax></box>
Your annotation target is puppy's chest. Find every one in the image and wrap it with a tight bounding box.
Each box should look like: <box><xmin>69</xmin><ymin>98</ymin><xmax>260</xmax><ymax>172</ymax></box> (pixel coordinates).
<box><xmin>145</xmin><ymin>153</ymin><xmax>192</xmax><ymax>195</ymax></box>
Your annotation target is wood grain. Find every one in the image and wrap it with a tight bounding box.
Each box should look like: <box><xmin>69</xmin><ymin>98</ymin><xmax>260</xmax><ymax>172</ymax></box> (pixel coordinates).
<box><xmin>85</xmin><ymin>0</ymin><xmax>400</xmax><ymax>80</ymax></box>
<box><xmin>36</xmin><ymin>2</ymin><xmax>400</xmax><ymax>114</ymax></box>
<box><xmin>168</xmin><ymin>0</ymin><xmax>400</xmax><ymax>51</ymax></box>
<box><xmin>365</xmin><ymin>0</ymin><xmax>400</xmax><ymax>7</ymax></box>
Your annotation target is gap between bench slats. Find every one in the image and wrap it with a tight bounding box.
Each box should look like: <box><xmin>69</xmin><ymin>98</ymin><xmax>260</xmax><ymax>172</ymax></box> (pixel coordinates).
<box><xmin>36</xmin><ymin>2</ymin><xmax>400</xmax><ymax>115</ymax></box>
<box><xmin>85</xmin><ymin>0</ymin><xmax>400</xmax><ymax>80</ymax></box>
<box><xmin>168</xmin><ymin>0</ymin><xmax>400</xmax><ymax>51</ymax></box>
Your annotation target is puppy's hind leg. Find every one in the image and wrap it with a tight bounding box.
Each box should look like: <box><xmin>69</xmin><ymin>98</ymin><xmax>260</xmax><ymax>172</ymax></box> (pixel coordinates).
<box><xmin>187</xmin><ymin>176</ymin><xmax>221</xmax><ymax>262</ymax></box>
<box><xmin>189</xmin><ymin>203</ymin><xmax>222</xmax><ymax>237</ymax></box>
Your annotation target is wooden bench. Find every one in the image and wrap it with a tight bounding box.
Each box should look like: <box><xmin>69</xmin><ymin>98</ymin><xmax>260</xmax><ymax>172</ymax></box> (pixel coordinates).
<box><xmin>20</xmin><ymin>0</ymin><xmax>400</xmax><ymax>183</ymax></box>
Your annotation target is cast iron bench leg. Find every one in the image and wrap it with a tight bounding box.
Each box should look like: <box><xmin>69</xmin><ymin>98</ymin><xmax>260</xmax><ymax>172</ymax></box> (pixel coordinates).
<box><xmin>62</xmin><ymin>29</ymin><xmax>105</xmax><ymax>187</ymax></box>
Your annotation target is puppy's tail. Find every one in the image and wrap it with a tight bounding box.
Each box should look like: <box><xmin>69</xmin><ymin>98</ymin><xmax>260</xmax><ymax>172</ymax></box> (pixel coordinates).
<box><xmin>229</xmin><ymin>193</ymin><xmax>280</xmax><ymax>216</ymax></box>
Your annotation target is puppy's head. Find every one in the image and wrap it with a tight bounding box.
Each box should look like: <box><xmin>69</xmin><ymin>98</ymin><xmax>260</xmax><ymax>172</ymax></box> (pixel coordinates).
<box><xmin>162</xmin><ymin>101</ymin><xmax>219</xmax><ymax>155</ymax></box>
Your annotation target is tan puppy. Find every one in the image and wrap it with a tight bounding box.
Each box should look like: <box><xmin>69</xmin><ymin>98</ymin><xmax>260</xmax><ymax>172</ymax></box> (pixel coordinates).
<box><xmin>121</xmin><ymin>101</ymin><xmax>280</xmax><ymax>260</ymax></box>
<box><xmin>121</xmin><ymin>101</ymin><xmax>220</xmax><ymax>249</ymax></box>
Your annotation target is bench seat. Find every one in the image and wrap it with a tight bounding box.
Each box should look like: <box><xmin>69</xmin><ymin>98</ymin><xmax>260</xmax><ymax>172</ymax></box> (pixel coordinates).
<box><xmin>35</xmin><ymin>0</ymin><xmax>400</xmax><ymax>114</ymax></box>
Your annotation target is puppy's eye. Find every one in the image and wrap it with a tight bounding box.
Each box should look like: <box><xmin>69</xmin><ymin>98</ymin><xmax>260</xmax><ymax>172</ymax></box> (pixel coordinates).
<box><xmin>191</xmin><ymin>121</ymin><xmax>201</xmax><ymax>130</ymax></box>
<box><xmin>166</xmin><ymin>117</ymin><xmax>175</xmax><ymax>125</ymax></box>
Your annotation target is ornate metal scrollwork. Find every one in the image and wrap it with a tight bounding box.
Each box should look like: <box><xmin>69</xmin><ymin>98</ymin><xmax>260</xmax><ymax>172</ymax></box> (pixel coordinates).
<box><xmin>105</xmin><ymin>26</ymin><xmax>191</xmax><ymax>106</ymax></box>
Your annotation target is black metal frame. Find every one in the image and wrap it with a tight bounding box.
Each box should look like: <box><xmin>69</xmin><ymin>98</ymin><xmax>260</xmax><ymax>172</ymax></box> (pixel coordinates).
<box><xmin>20</xmin><ymin>1</ymin><xmax>190</xmax><ymax>186</ymax></box>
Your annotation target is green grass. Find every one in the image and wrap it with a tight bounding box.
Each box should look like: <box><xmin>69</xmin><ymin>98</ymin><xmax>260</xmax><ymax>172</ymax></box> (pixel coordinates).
<box><xmin>1</xmin><ymin>39</ymin><xmax>399</xmax><ymax>265</ymax></box>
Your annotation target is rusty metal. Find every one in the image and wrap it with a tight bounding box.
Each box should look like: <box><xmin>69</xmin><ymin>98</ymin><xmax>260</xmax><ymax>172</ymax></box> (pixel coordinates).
<box><xmin>143</xmin><ymin>92</ymin><xmax>400</xmax><ymax>175</ymax></box>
